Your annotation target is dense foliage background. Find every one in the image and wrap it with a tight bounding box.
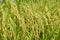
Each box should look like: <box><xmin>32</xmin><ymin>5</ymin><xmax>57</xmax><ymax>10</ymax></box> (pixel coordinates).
<box><xmin>0</xmin><ymin>0</ymin><xmax>60</xmax><ymax>40</ymax></box>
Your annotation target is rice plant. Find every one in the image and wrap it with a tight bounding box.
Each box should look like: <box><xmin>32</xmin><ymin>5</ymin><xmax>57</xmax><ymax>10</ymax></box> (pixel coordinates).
<box><xmin>0</xmin><ymin>0</ymin><xmax>60</xmax><ymax>40</ymax></box>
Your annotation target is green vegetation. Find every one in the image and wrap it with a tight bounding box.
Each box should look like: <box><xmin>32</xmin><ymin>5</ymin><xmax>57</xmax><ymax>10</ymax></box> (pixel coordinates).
<box><xmin>0</xmin><ymin>0</ymin><xmax>60</xmax><ymax>40</ymax></box>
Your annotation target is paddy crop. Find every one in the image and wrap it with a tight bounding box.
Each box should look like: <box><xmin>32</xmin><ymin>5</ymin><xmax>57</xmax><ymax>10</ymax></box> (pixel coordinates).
<box><xmin>0</xmin><ymin>0</ymin><xmax>60</xmax><ymax>40</ymax></box>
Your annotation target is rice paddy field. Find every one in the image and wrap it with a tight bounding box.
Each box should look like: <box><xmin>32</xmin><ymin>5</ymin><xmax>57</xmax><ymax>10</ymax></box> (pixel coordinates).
<box><xmin>0</xmin><ymin>0</ymin><xmax>60</xmax><ymax>40</ymax></box>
